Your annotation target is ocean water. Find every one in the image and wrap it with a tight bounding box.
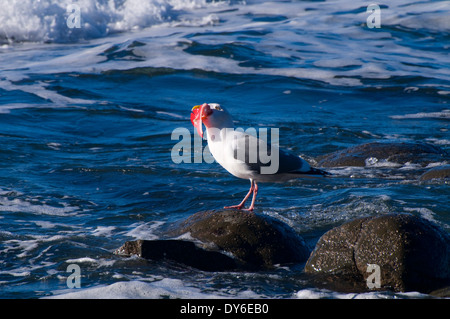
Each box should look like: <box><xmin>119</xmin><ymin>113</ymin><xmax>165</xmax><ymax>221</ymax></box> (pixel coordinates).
<box><xmin>0</xmin><ymin>0</ymin><xmax>449</xmax><ymax>299</ymax></box>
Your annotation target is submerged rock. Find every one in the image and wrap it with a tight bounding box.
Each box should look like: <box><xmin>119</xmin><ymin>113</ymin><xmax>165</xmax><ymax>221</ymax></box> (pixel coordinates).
<box><xmin>115</xmin><ymin>239</ymin><xmax>237</xmax><ymax>271</ymax></box>
<box><xmin>419</xmin><ymin>165</ymin><xmax>450</xmax><ymax>181</ymax></box>
<box><xmin>170</xmin><ymin>210</ymin><xmax>311</xmax><ymax>270</ymax></box>
<box><xmin>116</xmin><ymin>210</ymin><xmax>310</xmax><ymax>271</ymax></box>
<box><xmin>317</xmin><ymin>142</ymin><xmax>448</xmax><ymax>167</ymax></box>
<box><xmin>305</xmin><ymin>214</ymin><xmax>450</xmax><ymax>293</ymax></box>
<box><xmin>429</xmin><ymin>286</ymin><xmax>450</xmax><ymax>298</ymax></box>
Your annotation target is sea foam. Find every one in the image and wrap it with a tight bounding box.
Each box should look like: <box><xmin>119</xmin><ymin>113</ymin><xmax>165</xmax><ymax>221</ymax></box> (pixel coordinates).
<box><xmin>0</xmin><ymin>0</ymin><xmax>212</xmax><ymax>44</ymax></box>
<box><xmin>45</xmin><ymin>278</ymin><xmax>234</xmax><ymax>299</ymax></box>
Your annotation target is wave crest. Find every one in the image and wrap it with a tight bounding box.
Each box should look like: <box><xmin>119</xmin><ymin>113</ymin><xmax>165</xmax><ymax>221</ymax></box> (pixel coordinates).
<box><xmin>0</xmin><ymin>0</ymin><xmax>211</xmax><ymax>44</ymax></box>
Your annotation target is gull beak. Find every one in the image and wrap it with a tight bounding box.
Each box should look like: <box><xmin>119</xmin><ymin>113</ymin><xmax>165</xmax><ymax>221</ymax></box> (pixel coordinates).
<box><xmin>191</xmin><ymin>104</ymin><xmax>205</xmax><ymax>138</ymax></box>
<box><xmin>191</xmin><ymin>103</ymin><xmax>214</xmax><ymax>138</ymax></box>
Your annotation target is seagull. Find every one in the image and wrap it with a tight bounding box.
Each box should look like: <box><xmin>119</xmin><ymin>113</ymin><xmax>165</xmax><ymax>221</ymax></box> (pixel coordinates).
<box><xmin>190</xmin><ymin>103</ymin><xmax>330</xmax><ymax>211</ymax></box>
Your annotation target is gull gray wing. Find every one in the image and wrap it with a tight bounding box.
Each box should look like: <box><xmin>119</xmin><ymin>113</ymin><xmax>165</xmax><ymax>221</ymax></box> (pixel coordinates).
<box><xmin>230</xmin><ymin>131</ymin><xmax>311</xmax><ymax>175</ymax></box>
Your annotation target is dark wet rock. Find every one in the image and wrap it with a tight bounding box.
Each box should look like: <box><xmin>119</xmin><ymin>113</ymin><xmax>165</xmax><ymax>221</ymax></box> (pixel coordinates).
<box><xmin>429</xmin><ymin>286</ymin><xmax>450</xmax><ymax>298</ymax></box>
<box><xmin>115</xmin><ymin>210</ymin><xmax>310</xmax><ymax>271</ymax></box>
<box><xmin>420</xmin><ymin>165</ymin><xmax>450</xmax><ymax>181</ymax></box>
<box><xmin>168</xmin><ymin>210</ymin><xmax>310</xmax><ymax>270</ymax></box>
<box><xmin>305</xmin><ymin>214</ymin><xmax>450</xmax><ymax>293</ymax></box>
<box><xmin>115</xmin><ymin>239</ymin><xmax>238</xmax><ymax>271</ymax></box>
<box><xmin>317</xmin><ymin>142</ymin><xmax>449</xmax><ymax>167</ymax></box>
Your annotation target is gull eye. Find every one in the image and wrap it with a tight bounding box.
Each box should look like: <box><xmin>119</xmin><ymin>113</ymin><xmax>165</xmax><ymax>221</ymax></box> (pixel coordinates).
<box><xmin>214</xmin><ymin>105</ymin><xmax>222</xmax><ymax>111</ymax></box>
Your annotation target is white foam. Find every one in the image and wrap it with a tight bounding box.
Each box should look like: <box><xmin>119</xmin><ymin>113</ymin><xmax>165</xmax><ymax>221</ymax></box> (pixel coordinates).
<box><xmin>172</xmin><ymin>231</ymin><xmax>195</xmax><ymax>241</ymax></box>
<box><xmin>47</xmin><ymin>142</ymin><xmax>62</xmax><ymax>150</ymax></box>
<box><xmin>403</xmin><ymin>207</ymin><xmax>439</xmax><ymax>225</ymax></box>
<box><xmin>33</xmin><ymin>220</ymin><xmax>58</xmax><ymax>229</ymax></box>
<box><xmin>65</xmin><ymin>257</ymin><xmax>116</xmax><ymax>267</ymax></box>
<box><xmin>91</xmin><ymin>226</ymin><xmax>116</xmax><ymax>237</ymax></box>
<box><xmin>46</xmin><ymin>276</ymin><xmax>269</xmax><ymax>299</ymax></box>
<box><xmin>0</xmin><ymin>196</ymin><xmax>79</xmax><ymax>216</ymax></box>
<box><xmin>0</xmin><ymin>270</ymin><xmax>31</xmax><ymax>277</ymax></box>
<box><xmin>124</xmin><ymin>221</ymin><xmax>165</xmax><ymax>240</ymax></box>
<box><xmin>424</xmin><ymin>161</ymin><xmax>450</xmax><ymax>169</ymax></box>
<box><xmin>156</xmin><ymin>111</ymin><xmax>186</xmax><ymax>119</ymax></box>
<box><xmin>365</xmin><ymin>157</ymin><xmax>402</xmax><ymax>168</ymax></box>
<box><xmin>294</xmin><ymin>288</ymin><xmax>429</xmax><ymax>299</ymax></box>
<box><xmin>46</xmin><ymin>278</ymin><xmax>227</xmax><ymax>299</ymax></box>
<box><xmin>65</xmin><ymin>257</ymin><xmax>98</xmax><ymax>264</ymax></box>
<box><xmin>425</xmin><ymin>138</ymin><xmax>450</xmax><ymax>146</ymax></box>
<box><xmin>0</xmin><ymin>0</ymin><xmax>214</xmax><ymax>44</ymax></box>
<box><xmin>2</xmin><ymin>235</ymin><xmax>66</xmax><ymax>259</ymax></box>
<box><xmin>0</xmin><ymin>79</ymin><xmax>95</xmax><ymax>113</ymax></box>
<box><xmin>390</xmin><ymin>109</ymin><xmax>450</xmax><ymax>120</ymax></box>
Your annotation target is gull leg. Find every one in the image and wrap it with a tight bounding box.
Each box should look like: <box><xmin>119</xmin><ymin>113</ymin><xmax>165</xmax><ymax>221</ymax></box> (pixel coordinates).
<box><xmin>243</xmin><ymin>181</ymin><xmax>258</xmax><ymax>212</ymax></box>
<box><xmin>224</xmin><ymin>179</ymin><xmax>254</xmax><ymax>210</ymax></box>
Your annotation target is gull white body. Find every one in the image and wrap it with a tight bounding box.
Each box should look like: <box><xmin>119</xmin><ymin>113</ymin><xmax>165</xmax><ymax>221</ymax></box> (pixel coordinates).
<box><xmin>191</xmin><ymin>103</ymin><xmax>329</xmax><ymax>211</ymax></box>
<box><xmin>206</xmin><ymin>127</ymin><xmax>313</xmax><ymax>183</ymax></box>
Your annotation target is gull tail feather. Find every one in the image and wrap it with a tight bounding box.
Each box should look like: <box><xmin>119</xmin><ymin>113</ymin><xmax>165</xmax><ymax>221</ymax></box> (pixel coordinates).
<box><xmin>291</xmin><ymin>167</ymin><xmax>331</xmax><ymax>177</ymax></box>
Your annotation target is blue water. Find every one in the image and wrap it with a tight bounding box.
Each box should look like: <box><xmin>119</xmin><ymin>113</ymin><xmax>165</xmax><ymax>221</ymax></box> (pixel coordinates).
<box><xmin>0</xmin><ymin>0</ymin><xmax>449</xmax><ymax>299</ymax></box>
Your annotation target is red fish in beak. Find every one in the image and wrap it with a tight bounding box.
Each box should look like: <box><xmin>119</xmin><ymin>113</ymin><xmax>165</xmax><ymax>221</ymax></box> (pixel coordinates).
<box><xmin>190</xmin><ymin>103</ymin><xmax>212</xmax><ymax>138</ymax></box>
